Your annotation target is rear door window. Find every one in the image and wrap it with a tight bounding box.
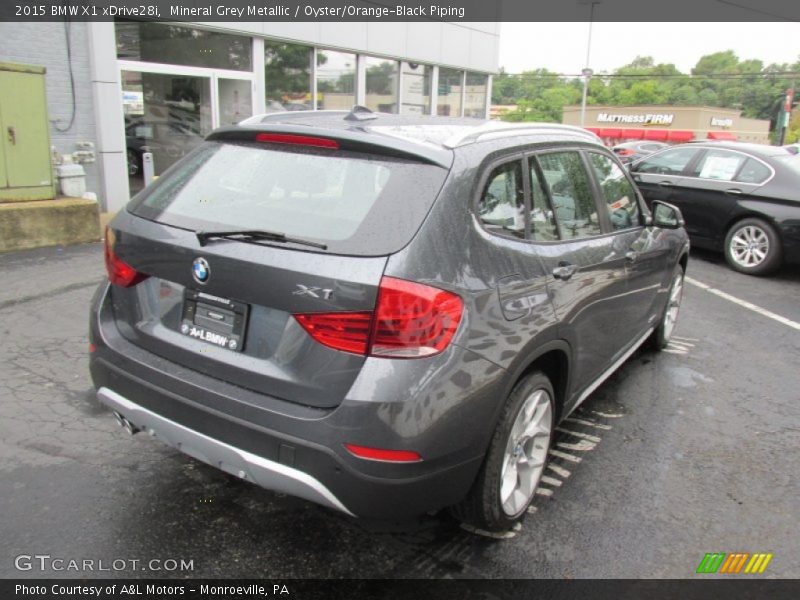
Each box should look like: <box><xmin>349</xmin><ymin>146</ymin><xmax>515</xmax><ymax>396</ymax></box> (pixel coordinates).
<box><xmin>537</xmin><ymin>151</ymin><xmax>602</xmax><ymax>240</ymax></box>
<box><xmin>128</xmin><ymin>141</ymin><xmax>448</xmax><ymax>256</ymax></box>
<box><xmin>478</xmin><ymin>160</ymin><xmax>526</xmax><ymax>240</ymax></box>
<box><xmin>735</xmin><ymin>157</ymin><xmax>771</xmax><ymax>184</ymax></box>
<box><xmin>588</xmin><ymin>152</ymin><xmax>641</xmax><ymax>231</ymax></box>
<box><xmin>691</xmin><ymin>149</ymin><xmax>746</xmax><ymax>181</ymax></box>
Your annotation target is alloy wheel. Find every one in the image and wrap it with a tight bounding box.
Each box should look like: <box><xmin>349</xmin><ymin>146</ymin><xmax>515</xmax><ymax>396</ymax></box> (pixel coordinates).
<box><xmin>662</xmin><ymin>272</ymin><xmax>684</xmax><ymax>342</ymax></box>
<box><xmin>500</xmin><ymin>388</ymin><xmax>553</xmax><ymax>517</ymax></box>
<box><xmin>729</xmin><ymin>225</ymin><xmax>770</xmax><ymax>268</ymax></box>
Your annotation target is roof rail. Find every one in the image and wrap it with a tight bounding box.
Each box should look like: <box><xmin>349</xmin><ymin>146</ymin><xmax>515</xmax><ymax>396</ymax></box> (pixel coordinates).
<box><xmin>442</xmin><ymin>122</ymin><xmax>601</xmax><ymax>149</ymax></box>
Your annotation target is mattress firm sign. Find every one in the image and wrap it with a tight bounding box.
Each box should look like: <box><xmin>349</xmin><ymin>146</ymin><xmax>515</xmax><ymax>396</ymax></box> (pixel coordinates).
<box><xmin>597</xmin><ymin>113</ymin><xmax>675</xmax><ymax>126</ymax></box>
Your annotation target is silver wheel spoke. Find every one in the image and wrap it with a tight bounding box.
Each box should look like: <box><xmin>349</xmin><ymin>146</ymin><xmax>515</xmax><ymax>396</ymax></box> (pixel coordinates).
<box><xmin>500</xmin><ymin>388</ymin><xmax>553</xmax><ymax>517</ymax></box>
<box><xmin>730</xmin><ymin>225</ymin><xmax>769</xmax><ymax>268</ymax></box>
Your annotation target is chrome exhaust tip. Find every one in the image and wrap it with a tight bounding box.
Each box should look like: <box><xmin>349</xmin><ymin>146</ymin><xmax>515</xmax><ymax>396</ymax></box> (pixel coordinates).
<box><xmin>113</xmin><ymin>411</ymin><xmax>140</xmax><ymax>435</ymax></box>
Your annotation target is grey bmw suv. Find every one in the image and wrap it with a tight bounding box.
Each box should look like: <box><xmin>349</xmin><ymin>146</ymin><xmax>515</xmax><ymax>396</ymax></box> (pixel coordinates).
<box><xmin>90</xmin><ymin>109</ymin><xmax>689</xmax><ymax>531</ymax></box>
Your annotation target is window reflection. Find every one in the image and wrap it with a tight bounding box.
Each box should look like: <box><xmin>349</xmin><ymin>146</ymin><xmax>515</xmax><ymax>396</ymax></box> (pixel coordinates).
<box><xmin>115</xmin><ymin>21</ymin><xmax>252</xmax><ymax>71</ymax></box>
<box><xmin>316</xmin><ymin>49</ymin><xmax>356</xmax><ymax>110</ymax></box>
<box><xmin>264</xmin><ymin>41</ymin><xmax>313</xmax><ymax>112</ymax></box>
<box><xmin>365</xmin><ymin>57</ymin><xmax>399</xmax><ymax>114</ymax></box>
<box><xmin>437</xmin><ymin>68</ymin><xmax>463</xmax><ymax>117</ymax></box>
<box><xmin>464</xmin><ymin>72</ymin><xmax>488</xmax><ymax>118</ymax></box>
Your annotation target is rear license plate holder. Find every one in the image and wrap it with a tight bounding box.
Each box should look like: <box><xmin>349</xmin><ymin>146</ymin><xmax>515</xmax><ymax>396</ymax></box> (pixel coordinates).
<box><xmin>180</xmin><ymin>290</ymin><xmax>249</xmax><ymax>352</ymax></box>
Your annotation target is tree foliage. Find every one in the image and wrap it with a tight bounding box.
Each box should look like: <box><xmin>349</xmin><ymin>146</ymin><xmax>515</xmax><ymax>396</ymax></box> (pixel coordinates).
<box><xmin>494</xmin><ymin>51</ymin><xmax>800</xmax><ymax>132</ymax></box>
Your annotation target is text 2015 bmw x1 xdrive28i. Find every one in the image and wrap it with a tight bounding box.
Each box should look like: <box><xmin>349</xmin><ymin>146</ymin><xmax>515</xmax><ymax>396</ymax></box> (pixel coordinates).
<box><xmin>90</xmin><ymin>109</ymin><xmax>689</xmax><ymax>532</ymax></box>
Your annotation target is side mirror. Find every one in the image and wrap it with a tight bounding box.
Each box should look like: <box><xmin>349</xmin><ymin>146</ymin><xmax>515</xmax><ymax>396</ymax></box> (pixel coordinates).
<box><xmin>651</xmin><ymin>200</ymin><xmax>685</xmax><ymax>229</ymax></box>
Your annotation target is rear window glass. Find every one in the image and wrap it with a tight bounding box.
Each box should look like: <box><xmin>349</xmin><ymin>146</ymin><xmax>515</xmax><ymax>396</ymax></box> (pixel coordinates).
<box><xmin>128</xmin><ymin>141</ymin><xmax>448</xmax><ymax>256</ymax></box>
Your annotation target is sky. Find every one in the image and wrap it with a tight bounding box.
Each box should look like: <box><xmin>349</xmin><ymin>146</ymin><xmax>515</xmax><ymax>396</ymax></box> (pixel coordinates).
<box><xmin>498</xmin><ymin>22</ymin><xmax>800</xmax><ymax>74</ymax></box>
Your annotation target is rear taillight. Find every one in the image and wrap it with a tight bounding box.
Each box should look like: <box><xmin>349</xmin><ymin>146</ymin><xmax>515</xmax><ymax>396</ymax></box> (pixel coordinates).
<box><xmin>104</xmin><ymin>227</ymin><xmax>148</xmax><ymax>287</ymax></box>
<box><xmin>293</xmin><ymin>277</ymin><xmax>463</xmax><ymax>359</ymax></box>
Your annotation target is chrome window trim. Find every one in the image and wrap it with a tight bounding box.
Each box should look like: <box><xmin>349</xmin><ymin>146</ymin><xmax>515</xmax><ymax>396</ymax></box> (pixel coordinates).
<box><xmin>635</xmin><ymin>146</ymin><xmax>776</xmax><ymax>186</ymax></box>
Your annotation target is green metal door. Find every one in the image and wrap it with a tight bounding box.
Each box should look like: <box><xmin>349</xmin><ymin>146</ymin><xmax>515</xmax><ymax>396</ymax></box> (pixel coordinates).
<box><xmin>0</xmin><ymin>63</ymin><xmax>55</xmax><ymax>201</ymax></box>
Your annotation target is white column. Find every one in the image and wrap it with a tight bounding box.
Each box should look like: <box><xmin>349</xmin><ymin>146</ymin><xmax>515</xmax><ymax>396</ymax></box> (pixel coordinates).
<box><xmin>86</xmin><ymin>22</ymin><xmax>129</xmax><ymax>213</ymax></box>
<box><xmin>356</xmin><ymin>54</ymin><xmax>366</xmax><ymax>107</ymax></box>
<box><xmin>430</xmin><ymin>65</ymin><xmax>439</xmax><ymax>116</ymax></box>
<box><xmin>252</xmin><ymin>37</ymin><xmax>266</xmax><ymax>115</ymax></box>
<box><xmin>485</xmin><ymin>75</ymin><xmax>493</xmax><ymax>119</ymax></box>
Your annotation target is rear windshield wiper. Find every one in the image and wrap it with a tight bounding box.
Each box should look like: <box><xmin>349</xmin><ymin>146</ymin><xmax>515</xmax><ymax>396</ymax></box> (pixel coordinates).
<box><xmin>196</xmin><ymin>229</ymin><xmax>328</xmax><ymax>250</ymax></box>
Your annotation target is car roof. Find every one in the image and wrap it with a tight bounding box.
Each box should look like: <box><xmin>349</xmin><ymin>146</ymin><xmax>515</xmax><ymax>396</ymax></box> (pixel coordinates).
<box><xmin>684</xmin><ymin>141</ymin><xmax>789</xmax><ymax>159</ymax></box>
<box><xmin>211</xmin><ymin>108</ymin><xmax>602</xmax><ymax>168</ymax></box>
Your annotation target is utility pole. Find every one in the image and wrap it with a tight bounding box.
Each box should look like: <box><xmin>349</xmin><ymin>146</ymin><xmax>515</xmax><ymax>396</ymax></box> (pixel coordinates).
<box><xmin>778</xmin><ymin>87</ymin><xmax>794</xmax><ymax>146</ymax></box>
<box><xmin>579</xmin><ymin>1</ymin><xmax>601</xmax><ymax>127</ymax></box>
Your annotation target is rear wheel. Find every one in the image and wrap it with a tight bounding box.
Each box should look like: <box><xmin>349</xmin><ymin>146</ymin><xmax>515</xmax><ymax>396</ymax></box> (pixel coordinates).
<box><xmin>453</xmin><ymin>372</ymin><xmax>554</xmax><ymax>532</ymax></box>
<box><xmin>724</xmin><ymin>218</ymin><xmax>782</xmax><ymax>276</ymax></box>
<box><xmin>651</xmin><ymin>266</ymin><xmax>684</xmax><ymax>350</ymax></box>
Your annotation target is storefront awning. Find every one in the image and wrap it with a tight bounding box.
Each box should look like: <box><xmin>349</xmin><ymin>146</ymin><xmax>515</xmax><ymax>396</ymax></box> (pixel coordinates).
<box><xmin>620</xmin><ymin>129</ymin><xmax>644</xmax><ymax>139</ymax></box>
<box><xmin>598</xmin><ymin>128</ymin><xmax>622</xmax><ymax>138</ymax></box>
<box><xmin>707</xmin><ymin>131</ymin><xmax>737</xmax><ymax>141</ymax></box>
<box><xmin>584</xmin><ymin>127</ymin><xmax>601</xmax><ymax>135</ymax></box>
<box><xmin>642</xmin><ymin>129</ymin><xmax>669</xmax><ymax>141</ymax></box>
<box><xmin>667</xmin><ymin>130</ymin><xmax>695</xmax><ymax>142</ymax></box>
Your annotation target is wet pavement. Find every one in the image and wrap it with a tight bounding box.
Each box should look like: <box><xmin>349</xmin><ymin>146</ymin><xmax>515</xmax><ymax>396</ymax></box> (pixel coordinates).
<box><xmin>1</xmin><ymin>243</ymin><xmax>798</xmax><ymax>578</ymax></box>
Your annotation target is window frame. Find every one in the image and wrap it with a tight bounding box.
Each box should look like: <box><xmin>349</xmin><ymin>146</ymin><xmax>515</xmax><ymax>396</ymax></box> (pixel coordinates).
<box><xmin>473</xmin><ymin>144</ymin><xmax>634</xmax><ymax>245</ymax></box>
<box><xmin>583</xmin><ymin>149</ymin><xmax>647</xmax><ymax>234</ymax></box>
<box><xmin>474</xmin><ymin>153</ymin><xmax>530</xmax><ymax>242</ymax></box>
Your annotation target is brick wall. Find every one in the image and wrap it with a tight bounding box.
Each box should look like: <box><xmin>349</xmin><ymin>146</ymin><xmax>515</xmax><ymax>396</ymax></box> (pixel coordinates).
<box><xmin>1</xmin><ymin>22</ymin><xmax>100</xmax><ymax>196</ymax></box>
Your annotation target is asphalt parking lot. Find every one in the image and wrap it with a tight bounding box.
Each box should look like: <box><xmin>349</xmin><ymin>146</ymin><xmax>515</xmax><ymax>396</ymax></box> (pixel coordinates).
<box><xmin>1</xmin><ymin>243</ymin><xmax>798</xmax><ymax>579</ymax></box>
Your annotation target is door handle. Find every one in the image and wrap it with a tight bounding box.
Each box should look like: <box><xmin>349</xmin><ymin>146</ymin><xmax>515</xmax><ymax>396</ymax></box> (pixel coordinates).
<box><xmin>7</xmin><ymin>126</ymin><xmax>16</xmax><ymax>145</ymax></box>
<box><xmin>725</xmin><ymin>188</ymin><xmax>743</xmax><ymax>195</ymax></box>
<box><xmin>552</xmin><ymin>262</ymin><xmax>578</xmax><ymax>281</ymax></box>
<box><xmin>625</xmin><ymin>250</ymin><xmax>639</xmax><ymax>263</ymax></box>
<box><xmin>658</xmin><ymin>181</ymin><xmax>672</xmax><ymax>187</ymax></box>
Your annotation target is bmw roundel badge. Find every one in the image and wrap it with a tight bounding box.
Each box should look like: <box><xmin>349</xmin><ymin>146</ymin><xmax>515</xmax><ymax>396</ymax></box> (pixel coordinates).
<box><xmin>192</xmin><ymin>257</ymin><xmax>210</xmax><ymax>284</ymax></box>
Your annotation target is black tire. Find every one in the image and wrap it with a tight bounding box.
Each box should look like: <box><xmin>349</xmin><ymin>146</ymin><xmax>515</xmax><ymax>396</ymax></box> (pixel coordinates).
<box><xmin>650</xmin><ymin>265</ymin><xmax>685</xmax><ymax>351</ymax></box>
<box><xmin>723</xmin><ymin>218</ymin><xmax>782</xmax><ymax>276</ymax></box>
<box><xmin>452</xmin><ymin>372</ymin><xmax>555</xmax><ymax>532</ymax></box>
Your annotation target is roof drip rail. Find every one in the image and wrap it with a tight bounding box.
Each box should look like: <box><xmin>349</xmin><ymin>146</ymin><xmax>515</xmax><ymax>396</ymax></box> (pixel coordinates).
<box><xmin>345</xmin><ymin>105</ymin><xmax>379</xmax><ymax>121</ymax></box>
<box><xmin>443</xmin><ymin>123</ymin><xmax>601</xmax><ymax>148</ymax></box>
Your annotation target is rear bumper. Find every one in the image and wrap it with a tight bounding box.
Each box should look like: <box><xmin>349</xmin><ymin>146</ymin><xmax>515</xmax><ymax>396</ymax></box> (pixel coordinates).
<box><xmin>98</xmin><ymin>386</ymin><xmax>354</xmax><ymax>515</ymax></box>
<box><xmin>89</xmin><ymin>283</ymin><xmax>503</xmax><ymax>519</ymax></box>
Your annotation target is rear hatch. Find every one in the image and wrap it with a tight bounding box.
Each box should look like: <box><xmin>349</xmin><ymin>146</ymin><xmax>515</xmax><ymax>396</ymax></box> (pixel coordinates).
<box><xmin>106</xmin><ymin>132</ymin><xmax>450</xmax><ymax>409</ymax></box>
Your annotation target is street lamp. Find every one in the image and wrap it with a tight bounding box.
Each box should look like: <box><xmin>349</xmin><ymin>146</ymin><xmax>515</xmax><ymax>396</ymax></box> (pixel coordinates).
<box><xmin>579</xmin><ymin>0</ymin><xmax>601</xmax><ymax>127</ymax></box>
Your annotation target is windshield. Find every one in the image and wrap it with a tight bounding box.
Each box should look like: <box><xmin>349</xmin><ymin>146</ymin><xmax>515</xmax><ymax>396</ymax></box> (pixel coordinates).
<box><xmin>128</xmin><ymin>141</ymin><xmax>449</xmax><ymax>256</ymax></box>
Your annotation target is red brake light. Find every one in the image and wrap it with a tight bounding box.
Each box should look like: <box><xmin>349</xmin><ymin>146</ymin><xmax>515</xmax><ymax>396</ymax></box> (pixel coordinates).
<box><xmin>255</xmin><ymin>133</ymin><xmax>339</xmax><ymax>149</ymax></box>
<box><xmin>344</xmin><ymin>443</ymin><xmax>422</xmax><ymax>463</ymax></box>
<box><xmin>293</xmin><ymin>277</ymin><xmax>463</xmax><ymax>359</ymax></box>
<box><xmin>104</xmin><ymin>227</ymin><xmax>148</xmax><ymax>287</ymax></box>
<box><xmin>293</xmin><ymin>311</ymin><xmax>372</xmax><ymax>355</ymax></box>
<box><xmin>370</xmin><ymin>277</ymin><xmax>463</xmax><ymax>358</ymax></box>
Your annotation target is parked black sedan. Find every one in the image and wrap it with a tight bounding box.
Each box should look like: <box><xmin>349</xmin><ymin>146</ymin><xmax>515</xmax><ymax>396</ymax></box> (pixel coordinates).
<box><xmin>629</xmin><ymin>142</ymin><xmax>800</xmax><ymax>275</ymax></box>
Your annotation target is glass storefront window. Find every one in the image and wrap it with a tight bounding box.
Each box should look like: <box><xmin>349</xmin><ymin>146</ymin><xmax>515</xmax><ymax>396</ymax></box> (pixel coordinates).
<box><xmin>264</xmin><ymin>41</ymin><xmax>313</xmax><ymax>112</ymax></box>
<box><xmin>121</xmin><ymin>70</ymin><xmax>212</xmax><ymax>193</ymax></box>
<box><xmin>364</xmin><ymin>57</ymin><xmax>399</xmax><ymax>114</ymax></box>
<box><xmin>464</xmin><ymin>72</ymin><xmax>488</xmax><ymax>118</ymax></box>
<box><xmin>218</xmin><ymin>79</ymin><xmax>253</xmax><ymax>126</ymax></box>
<box><xmin>400</xmin><ymin>62</ymin><xmax>431</xmax><ymax>115</ymax></box>
<box><xmin>437</xmin><ymin>68</ymin><xmax>463</xmax><ymax>117</ymax></box>
<box><xmin>115</xmin><ymin>21</ymin><xmax>252</xmax><ymax>71</ymax></box>
<box><xmin>316</xmin><ymin>49</ymin><xmax>356</xmax><ymax>110</ymax></box>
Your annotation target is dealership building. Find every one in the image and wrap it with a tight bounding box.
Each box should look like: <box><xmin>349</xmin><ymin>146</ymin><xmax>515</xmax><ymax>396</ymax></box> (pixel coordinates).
<box><xmin>0</xmin><ymin>20</ymin><xmax>498</xmax><ymax>223</ymax></box>
<box><xmin>562</xmin><ymin>105</ymin><xmax>770</xmax><ymax>145</ymax></box>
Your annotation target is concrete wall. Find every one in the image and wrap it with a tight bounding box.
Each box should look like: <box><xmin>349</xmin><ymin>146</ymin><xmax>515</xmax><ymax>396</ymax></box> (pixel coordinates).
<box><xmin>0</xmin><ymin>22</ymin><xmax>101</xmax><ymax>196</ymax></box>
